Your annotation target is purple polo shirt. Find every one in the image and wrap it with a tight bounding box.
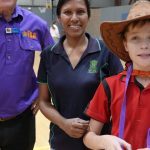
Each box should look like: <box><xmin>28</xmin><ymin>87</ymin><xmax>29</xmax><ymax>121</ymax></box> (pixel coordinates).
<box><xmin>0</xmin><ymin>5</ymin><xmax>54</xmax><ymax>118</ymax></box>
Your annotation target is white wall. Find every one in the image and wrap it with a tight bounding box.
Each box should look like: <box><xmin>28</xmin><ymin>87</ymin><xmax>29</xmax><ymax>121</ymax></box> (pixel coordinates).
<box><xmin>17</xmin><ymin>0</ymin><xmax>131</xmax><ymax>7</ymax></box>
<box><xmin>87</xmin><ymin>5</ymin><xmax>131</xmax><ymax>38</ymax></box>
<box><xmin>17</xmin><ymin>0</ymin><xmax>48</xmax><ymax>6</ymax></box>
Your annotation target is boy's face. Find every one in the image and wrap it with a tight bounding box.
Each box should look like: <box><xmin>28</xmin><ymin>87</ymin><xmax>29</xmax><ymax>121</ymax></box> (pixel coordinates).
<box><xmin>0</xmin><ymin>0</ymin><xmax>17</xmax><ymax>12</ymax></box>
<box><xmin>124</xmin><ymin>22</ymin><xmax>150</xmax><ymax>71</ymax></box>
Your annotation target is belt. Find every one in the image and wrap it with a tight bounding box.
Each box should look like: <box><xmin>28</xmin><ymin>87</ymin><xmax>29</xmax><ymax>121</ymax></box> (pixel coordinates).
<box><xmin>0</xmin><ymin>116</ymin><xmax>16</xmax><ymax>122</ymax></box>
<box><xmin>0</xmin><ymin>106</ymin><xmax>32</xmax><ymax>122</ymax></box>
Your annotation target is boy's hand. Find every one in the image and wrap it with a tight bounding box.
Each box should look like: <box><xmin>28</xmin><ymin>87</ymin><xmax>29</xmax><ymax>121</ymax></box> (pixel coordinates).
<box><xmin>137</xmin><ymin>148</ymin><xmax>150</xmax><ymax>150</ymax></box>
<box><xmin>101</xmin><ymin>135</ymin><xmax>132</xmax><ymax>150</ymax></box>
<box><xmin>62</xmin><ymin>118</ymin><xmax>89</xmax><ymax>138</ymax></box>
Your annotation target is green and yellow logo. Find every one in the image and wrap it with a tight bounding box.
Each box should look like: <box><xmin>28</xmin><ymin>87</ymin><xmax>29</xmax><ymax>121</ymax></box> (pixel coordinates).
<box><xmin>88</xmin><ymin>60</ymin><xmax>98</xmax><ymax>73</ymax></box>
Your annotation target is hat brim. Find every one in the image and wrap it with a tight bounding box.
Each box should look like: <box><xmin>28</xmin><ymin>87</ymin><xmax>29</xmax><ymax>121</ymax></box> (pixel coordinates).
<box><xmin>100</xmin><ymin>15</ymin><xmax>150</xmax><ymax>62</ymax></box>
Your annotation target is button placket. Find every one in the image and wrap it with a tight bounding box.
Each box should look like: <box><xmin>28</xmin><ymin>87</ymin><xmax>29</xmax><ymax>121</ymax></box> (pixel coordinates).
<box><xmin>5</xmin><ymin>23</ymin><xmax>14</xmax><ymax>64</ymax></box>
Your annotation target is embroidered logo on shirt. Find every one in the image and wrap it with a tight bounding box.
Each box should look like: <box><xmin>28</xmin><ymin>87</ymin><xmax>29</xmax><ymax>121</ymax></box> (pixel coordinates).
<box><xmin>88</xmin><ymin>60</ymin><xmax>98</xmax><ymax>73</ymax></box>
<box><xmin>22</xmin><ymin>31</ymin><xmax>37</xmax><ymax>39</ymax></box>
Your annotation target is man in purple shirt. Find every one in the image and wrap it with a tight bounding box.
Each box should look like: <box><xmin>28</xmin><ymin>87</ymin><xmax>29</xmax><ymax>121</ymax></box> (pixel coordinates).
<box><xmin>0</xmin><ymin>0</ymin><xmax>54</xmax><ymax>150</ymax></box>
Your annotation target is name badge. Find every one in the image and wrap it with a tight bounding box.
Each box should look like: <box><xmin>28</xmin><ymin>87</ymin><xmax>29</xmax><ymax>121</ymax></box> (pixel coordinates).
<box><xmin>5</xmin><ymin>28</ymin><xmax>12</xmax><ymax>34</ymax></box>
<box><xmin>5</xmin><ymin>28</ymin><xmax>20</xmax><ymax>34</ymax></box>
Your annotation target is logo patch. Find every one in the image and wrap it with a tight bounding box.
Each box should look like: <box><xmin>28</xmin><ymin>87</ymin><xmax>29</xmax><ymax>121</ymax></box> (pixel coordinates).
<box><xmin>22</xmin><ymin>31</ymin><xmax>37</xmax><ymax>39</ymax></box>
<box><xmin>88</xmin><ymin>60</ymin><xmax>98</xmax><ymax>73</ymax></box>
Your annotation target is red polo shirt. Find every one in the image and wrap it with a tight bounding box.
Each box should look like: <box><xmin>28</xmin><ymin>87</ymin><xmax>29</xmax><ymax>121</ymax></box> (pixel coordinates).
<box><xmin>86</xmin><ymin>72</ymin><xmax>150</xmax><ymax>150</ymax></box>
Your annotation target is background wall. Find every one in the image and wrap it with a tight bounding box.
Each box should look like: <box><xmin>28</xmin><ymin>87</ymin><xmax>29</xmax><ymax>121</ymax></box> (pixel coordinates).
<box><xmin>17</xmin><ymin>1</ymin><xmax>131</xmax><ymax>38</ymax></box>
<box><xmin>17</xmin><ymin>0</ymin><xmax>131</xmax><ymax>7</ymax></box>
<box><xmin>87</xmin><ymin>5</ymin><xmax>130</xmax><ymax>38</ymax></box>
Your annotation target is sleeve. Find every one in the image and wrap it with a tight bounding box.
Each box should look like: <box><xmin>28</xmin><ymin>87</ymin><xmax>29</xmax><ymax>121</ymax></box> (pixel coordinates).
<box><xmin>41</xmin><ymin>23</ymin><xmax>55</xmax><ymax>49</ymax></box>
<box><xmin>108</xmin><ymin>51</ymin><xmax>123</xmax><ymax>75</ymax></box>
<box><xmin>37</xmin><ymin>50</ymin><xmax>48</xmax><ymax>83</ymax></box>
<box><xmin>85</xmin><ymin>83</ymin><xmax>110</xmax><ymax>123</ymax></box>
<box><xmin>97</xmin><ymin>40</ymin><xmax>123</xmax><ymax>80</ymax></box>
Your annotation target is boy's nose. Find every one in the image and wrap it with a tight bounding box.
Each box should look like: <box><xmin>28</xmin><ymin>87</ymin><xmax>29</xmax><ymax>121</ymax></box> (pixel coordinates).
<box><xmin>140</xmin><ymin>41</ymin><xmax>149</xmax><ymax>50</ymax></box>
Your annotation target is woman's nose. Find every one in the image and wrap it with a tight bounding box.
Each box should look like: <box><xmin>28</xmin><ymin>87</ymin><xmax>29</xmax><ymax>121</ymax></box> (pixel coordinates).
<box><xmin>70</xmin><ymin>13</ymin><xmax>79</xmax><ymax>22</ymax></box>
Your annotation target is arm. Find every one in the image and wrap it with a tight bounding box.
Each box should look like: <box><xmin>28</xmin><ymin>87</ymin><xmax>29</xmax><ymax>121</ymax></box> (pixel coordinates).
<box><xmin>38</xmin><ymin>83</ymin><xmax>66</xmax><ymax>129</ymax></box>
<box><xmin>83</xmin><ymin>119</ymin><xmax>104</xmax><ymax>149</ymax></box>
<box><xmin>38</xmin><ymin>83</ymin><xmax>89</xmax><ymax>138</ymax></box>
<box><xmin>83</xmin><ymin>82</ymin><xmax>131</xmax><ymax>150</ymax></box>
<box><xmin>83</xmin><ymin>119</ymin><xmax>132</xmax><ymax>150</ymax></box>
<box><xmin>137</xmin><ymin>149</ymin><xmax>150</xmax><ymax>150</ymax></box>
<box><xmin>42</xmin><ymin>23</ymin><xmax>54</xmax><ymax>48</ymax></box>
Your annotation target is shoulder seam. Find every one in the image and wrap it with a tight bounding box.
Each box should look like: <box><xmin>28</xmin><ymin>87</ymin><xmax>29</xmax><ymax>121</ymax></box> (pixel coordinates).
<box><xmin>96</xmin><ymin>38</ymin><xmax>102</xmax><ymax>51</ymax></box>
<box><xmin>50</xmin><ymin>43</ymin><xmax>57</xmax><ymax>51</ymax></box>
<box><xmin>102</xmin><ymin>79</ymin><xmax>111</xmax><ymax>104</ymax></box>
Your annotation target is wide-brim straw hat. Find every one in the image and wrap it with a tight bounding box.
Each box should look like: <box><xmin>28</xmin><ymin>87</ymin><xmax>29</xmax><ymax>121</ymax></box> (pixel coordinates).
<box><xmin>100</xmin><ymin>0</ymin><xmax>150</xmax><ymax>62</ymax></box>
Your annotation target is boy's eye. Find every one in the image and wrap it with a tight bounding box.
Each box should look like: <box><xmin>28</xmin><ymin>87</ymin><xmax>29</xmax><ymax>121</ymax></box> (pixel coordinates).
<box><xmin>131</xmin><ymin>36</ymin><xmax>139</xmax><ymax>41</ymax></box>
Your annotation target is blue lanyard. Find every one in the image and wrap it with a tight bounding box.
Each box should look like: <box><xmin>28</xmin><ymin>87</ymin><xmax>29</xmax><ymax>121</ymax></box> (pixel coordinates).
<box><xmin>118</xmin><ymin>64</ymin><xmax>132</xmax><ymax>139</ymax></box>
<box><xmin>118</xmin><ymin>64</ymin><xmax>150</xmax><ymax>148</ymax></box>
<box><xmin>147</xmin><ymin>129</ymin><xmax>150</xmax><ymax>148</ymax></box>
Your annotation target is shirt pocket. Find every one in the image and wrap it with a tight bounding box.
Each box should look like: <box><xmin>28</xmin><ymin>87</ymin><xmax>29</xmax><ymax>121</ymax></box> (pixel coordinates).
<box><xmin>19</xmin><ymin>36</ymin><xmax>42</xmax><ymax>72</ymax></box>
<box><xmin>19</xmin><ymin>35</ymin><xmax>42</xmax><ymax>51</ymax></box>
<box><xmin>5</xmin><ymin>36</ymin><xmax>42</xmax><ymax>75</ymax></box>
<box><xmin>19</xmin><ymin>35</ymin><xmax>42</xmax><ymax>61</ymax></box>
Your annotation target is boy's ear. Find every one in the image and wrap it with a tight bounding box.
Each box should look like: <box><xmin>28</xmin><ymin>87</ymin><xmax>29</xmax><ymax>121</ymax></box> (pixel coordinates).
<box><xmin>123</xmin><ymin>40</ymin><xmax>128</xmax><ymax>52</ymax></box>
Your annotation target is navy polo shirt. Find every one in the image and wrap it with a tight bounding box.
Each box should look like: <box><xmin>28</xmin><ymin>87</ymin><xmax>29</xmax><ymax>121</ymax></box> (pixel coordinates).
<box><xmin>37</xmin><ymin>33</ymin><xmax>123</xmax><ymax>150</ymax></box>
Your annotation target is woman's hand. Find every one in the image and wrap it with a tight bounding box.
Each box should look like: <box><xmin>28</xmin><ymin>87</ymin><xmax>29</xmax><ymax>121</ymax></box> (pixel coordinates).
<box><xmin>62</xmin><ymin>118</ymin><xmax>89</xmax><ymax>138</ymax></box>
<box><xmin>100</xmin><ymin>135</ymin><xmax>132</xmax><ymax>150</ymax></box>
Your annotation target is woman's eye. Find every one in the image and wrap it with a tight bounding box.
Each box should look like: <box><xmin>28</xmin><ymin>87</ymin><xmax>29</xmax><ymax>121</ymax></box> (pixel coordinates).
<box><xmin>77</xmin><ymin>10</ymin><xmax>86</xmax><ymax>15</ymax></box>
<box><xmin>63</xmin><ymin>11</ymin><xmax>72</xmax><ymax>15</ymax></box>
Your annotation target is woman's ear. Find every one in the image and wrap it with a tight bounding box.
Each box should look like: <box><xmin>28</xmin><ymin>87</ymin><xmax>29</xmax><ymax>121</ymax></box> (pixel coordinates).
<box><xmin>57</xmin><ymin>17</ymin><xmax>63</xmax><ymax>27</ymax></box>
<box><xmin>57</xmin><ymin>17</ymin><xmax>61</xmax><ymax>24</ymax></box>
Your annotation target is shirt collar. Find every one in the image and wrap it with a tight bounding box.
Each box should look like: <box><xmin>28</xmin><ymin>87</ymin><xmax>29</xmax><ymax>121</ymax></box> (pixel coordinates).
<box><xmin>120</xmin><ymin>71</ymin><xmax>150</xmax><ymax>90</ymax></box>
<box><xmin>120</xmin><ymin>71</ymin><xmax>136</xmax><ymax>83</ymax></box>
<box><xmin>12</xmin><ymin>5</ymin><xmax>23</xmax><ymax>20</ymax></box>
<box><xmin>52</xmin><ymin>33</ymin><xmax>101</xmax><ymax>55</ymax></box>
<box><xmin>85</xmin><ymin>33</ymin><xmax>101</xmax><ymax>54</ymax></box>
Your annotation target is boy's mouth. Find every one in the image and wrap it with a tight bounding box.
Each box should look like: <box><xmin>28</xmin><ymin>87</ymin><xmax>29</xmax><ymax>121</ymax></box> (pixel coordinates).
<box><xmin>138</xmin><ymin>54</ymin><xmax>150</xmax><ymax>58</ymax></box>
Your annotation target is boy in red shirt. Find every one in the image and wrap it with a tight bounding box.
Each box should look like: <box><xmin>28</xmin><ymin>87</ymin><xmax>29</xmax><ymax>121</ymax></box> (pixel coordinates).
<box><xmin>83</xmin><ymin>0</ymin><xmax>150</xmax><ymax>150</ymax></box>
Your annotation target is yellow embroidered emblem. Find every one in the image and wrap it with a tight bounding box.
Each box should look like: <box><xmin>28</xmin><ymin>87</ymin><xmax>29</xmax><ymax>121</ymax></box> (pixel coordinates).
<box><xmin>22</xmin><ymin>31</ymin><xmax>37</xmax><ymax>39</ymax></box>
